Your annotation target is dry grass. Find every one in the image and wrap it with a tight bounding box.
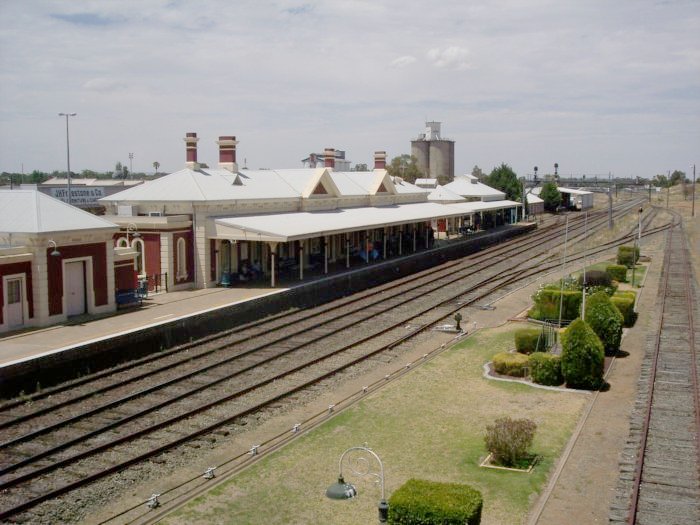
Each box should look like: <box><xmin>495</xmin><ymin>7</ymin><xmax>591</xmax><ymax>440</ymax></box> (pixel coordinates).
<box><xmin>162</xmin><ymin>324</ymin><xmax>589</xmax><ymax>525</ymax></box>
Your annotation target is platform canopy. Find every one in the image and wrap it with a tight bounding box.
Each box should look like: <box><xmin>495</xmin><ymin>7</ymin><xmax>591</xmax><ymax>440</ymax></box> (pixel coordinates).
<box><xmin>211</xmin><ymin>200</ymin><xmax>520</xmax><ymax>243</ymax></box>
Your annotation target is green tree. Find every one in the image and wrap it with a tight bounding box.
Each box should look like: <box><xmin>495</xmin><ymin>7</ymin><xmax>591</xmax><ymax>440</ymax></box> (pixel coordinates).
<box><xmin>30</xmin><ymin>170</ymin><xmax>48</xmax><ymax>184</ymax></box>
<box><xmin>152</xmin><ymin>161</ymin><xmax>160</xmax><ymax>175</ymax></box>
<box><xmin>486</xmin><ymin>163</ymin><xmax>520</xmax><ymax>201</ymax></box>
<box><xmin>471</xmin><ymin>165</ymin><xmax>485</xmax><ymax>181</ymax></box>
<box><xmin>669</xmin><ymin>170</ymin><xmax>686</xmax><ymax>186</ymax></box>
<box><xmin>540</xmin><ymin>181</ymin><xmax>562</xmax><ymax>212</ymax></box>
<box><xmin>352</xmin><ymin>163</ymin><xmax>368</xmax><ymax>172</ymax></box>
<box><xmin>385</xmin><ymin>154</ymin><xmax>424</xmax><ymax>183</ymax></box>
<box><xmin>113</xmin><ymin>161</ymin><xmax>128</xmax><ymax>179</ymax></box>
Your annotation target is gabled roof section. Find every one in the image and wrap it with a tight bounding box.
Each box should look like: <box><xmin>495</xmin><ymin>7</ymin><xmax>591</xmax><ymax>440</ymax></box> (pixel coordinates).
<box><xmin>443</xmin><ymin>175</ymin><xmax>505</xmax><ymax>200</ymax></box>
<box><xmin>0</xmin><ymin>190</ymin><xmax>117</xmax><ymax>233</ymax></box>
<box><xmin>428</xmin><ymin>185</ymin><xmax>466</xmax><ymax>203</ymax></box>
<box><xmin>301</xmin><ymin>168</ymin><xmax>341</xmax><ymax>198</ymax></box>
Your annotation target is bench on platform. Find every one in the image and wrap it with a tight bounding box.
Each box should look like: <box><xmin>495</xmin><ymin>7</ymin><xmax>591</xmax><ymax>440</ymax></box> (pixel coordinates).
<box><xmin>116</xmin><ymin>289</ymin><xmax>143</xmax><ymax>308</ymax></box>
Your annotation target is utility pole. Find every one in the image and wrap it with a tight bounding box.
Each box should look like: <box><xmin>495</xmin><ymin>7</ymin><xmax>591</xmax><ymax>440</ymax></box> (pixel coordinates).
<box><xmin>692</xmin><ymin>164</ymin><xmax>696</xmax><ymax>218</ymax></box>
<box><xmin>129</xmin><ymin>153</ymin><xmax>134</xmax><ymax>179</ymax></box>
<box><xmin>666</xmin><ymin>170</ymin><xmax>670</xmax><ymax>209</ymax></box>
<box><xmin>58</xmin><ymin>112</ymin><xmax>77</xmax><ymax>205</ymax></box>
<box><xmin>608</xmin><ymin>173</ymin><xmax>613</xmax><ymax>229</ymax></box>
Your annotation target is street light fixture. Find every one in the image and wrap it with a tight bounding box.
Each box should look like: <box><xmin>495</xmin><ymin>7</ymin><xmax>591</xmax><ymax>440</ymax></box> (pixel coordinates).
<box><xmin>326</xmin><ymin>445</ymin><xmax>389</xmax><ymax>523</ymax></box>
<box><xmin>126</xmin><ymin>223</ymin><xmax>140</xmax><ymax>246</ymax></box>
<box><xmin>58</xmin><ymin>113</ymin><xmax>77</xmax><ymax>205</ymax></box>
<box><xmin>48</xmin><ymin>240</ymin><xmax>61</xmax><ymax>257</ymax></box>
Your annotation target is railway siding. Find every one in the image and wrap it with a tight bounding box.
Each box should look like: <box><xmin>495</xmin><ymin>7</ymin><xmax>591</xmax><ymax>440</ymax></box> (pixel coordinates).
<box><xmin>610</xmin><ymin>220</ymin><xmax>700</xmax><ymax>525</ymax></box>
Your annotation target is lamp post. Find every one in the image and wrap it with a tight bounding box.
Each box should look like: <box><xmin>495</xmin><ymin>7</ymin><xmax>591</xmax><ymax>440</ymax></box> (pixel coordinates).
<box><xmin>129</xmin><ymin>153</ymin><xmax>134</xmax><ymax>179</ymax></box>
<box><xmin>533</xmin><ymin>166</ymin><xmax>538</xmax><ymax>183</ymax></box>
<box><xmin>58</xmin><ymin>113</ymin><xmax>77</xmax><ymax>205</ymax></box>
<box><xmin>326</xmin><ymin>445</ymin><xmax>389</xmax><ymax>523</ymax></box>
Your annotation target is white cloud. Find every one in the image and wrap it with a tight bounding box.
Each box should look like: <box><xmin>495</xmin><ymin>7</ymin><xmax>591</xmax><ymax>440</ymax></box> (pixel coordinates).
<box><xmin>426</xmin><ymin>46</ymin><xmax>470</xmax><ymax>70</ymax></box>
<box><xmin>390</xmin><ymin>56</ymin><xmax>416</xmax><ymax>68</ymax></box>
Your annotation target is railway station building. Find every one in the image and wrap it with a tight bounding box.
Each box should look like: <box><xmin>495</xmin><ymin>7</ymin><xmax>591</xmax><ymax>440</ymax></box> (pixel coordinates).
<box><xmin>0</xmin><ymin>190</ymin><xmax>138</xmax><ymax>333</ymax></box>
<box><xmin>100</xmin><ymin>133</ymin><xmax>522</xmax><ymax>292</ymax></box>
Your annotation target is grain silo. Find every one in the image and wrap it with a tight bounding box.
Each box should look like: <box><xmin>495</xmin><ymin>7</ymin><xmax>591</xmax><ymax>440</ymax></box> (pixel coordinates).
<box><xmin>410</xmin><ymin>122</ymin><xmax>455</xmax><ymax>182</ymax></box>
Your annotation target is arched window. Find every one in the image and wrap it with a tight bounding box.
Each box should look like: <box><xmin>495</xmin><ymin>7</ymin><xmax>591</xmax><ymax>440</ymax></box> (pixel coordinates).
<box><xmin>116</xmin><ymin>237</ymin><xmax>128</xmax><ymax>248</ymax></box>
<box><xmin>132</xmin><ymin>238</ymin><xmax>145</xmax><ymax>275</ymax></box>
<box><xmin>176</xmin><ymin>237</ymin><xmax>187</xmax><ymax>280</ymax></box>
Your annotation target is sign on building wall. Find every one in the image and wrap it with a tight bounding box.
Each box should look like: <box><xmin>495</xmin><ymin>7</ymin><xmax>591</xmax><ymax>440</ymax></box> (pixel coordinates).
<box><xmin>49</xmin><ymin>187</ymin><xmax>105</xmax><ymax>205</ymax></box>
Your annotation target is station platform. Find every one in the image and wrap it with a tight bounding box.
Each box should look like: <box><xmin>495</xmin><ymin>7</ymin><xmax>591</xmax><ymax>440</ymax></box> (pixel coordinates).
<box><xmin>0</xmin><ymin>285</ymin><xmax>286</xmax><ymax>368</ymax></box>
<box><xmin>0</xmin><ymin>223</ymin><xmax>536</xmax><ymax>396</ymax></box>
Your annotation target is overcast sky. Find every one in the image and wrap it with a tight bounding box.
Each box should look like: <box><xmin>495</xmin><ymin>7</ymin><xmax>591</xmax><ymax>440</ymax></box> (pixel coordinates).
<box><xmin>0</xmin><ymin>0</ymin><xmax>698</xmax><ymax>179</ymax></box>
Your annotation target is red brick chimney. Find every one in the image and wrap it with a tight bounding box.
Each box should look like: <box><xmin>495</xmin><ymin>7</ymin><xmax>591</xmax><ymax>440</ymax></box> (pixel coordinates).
<box><xmin>374</xmin><ymin>151</ymin><xmax>387</xmax><ymax>170</ymax></box>
<box><xmin>324</xmin><ymin>148</ymin><xmax>335</xmax><ymax>169</ymax></box>
<box><xmin>217</xmin><ymin>135</ymin><xmax>239</xmax><ymax>172</ymax></box>
<box><xmin>184</xmin><ymin>132</ymin><xmax>199</xmax><ymax>169</ymax></box>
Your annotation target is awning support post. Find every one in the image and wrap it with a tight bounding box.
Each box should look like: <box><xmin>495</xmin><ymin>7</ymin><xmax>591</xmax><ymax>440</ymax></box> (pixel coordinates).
<box><xmin>382</xmin><ymin>228</ymin><xmax>387</xmax><ymax>260</ymax></box>
<box><xmin>269</xmin><ymin>242</ymin><xmax>278</xmax><ymax>288</ymax></box>
<box><xmin>299</xmin><ymin>243</ymin><xmax>304</xmax><ymax>280</ymax></box>
<box><xmin>398</xmin><ymin>228</ymin><xmax>403</xmax><ymax>256</ymax></box>
<box><xmin>345</xmin><ymin>235</ymin><xmax>350</xmax><ymax>269</ymax></box>
<box><xmin>324</xmin><ymin>236</ymin><xmax>329</xmax><ymax>274</ymax></box>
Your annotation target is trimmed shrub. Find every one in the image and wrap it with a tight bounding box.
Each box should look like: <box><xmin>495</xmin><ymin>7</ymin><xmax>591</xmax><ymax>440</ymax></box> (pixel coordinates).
<box><xmin>388</xmin><ymin>478</ymin><xmax>483</xmax><ymax>525</ymax></box>
<box><xmin>611</xmin><ymin>295</ymin><xmax>637</xmax><ymax>327</ymax></box>
<box><xmin>585</xmin><ymin>291</ymin><xmax>624</xmax><ymax>355</ymax></box>
<box><xmin>484</xmin><ymin>417</ymin><xmax>537</xmax><ymax>467</ymax></box>
<box><xmin>577</xmin><ymin>269</ymin><xmax>611</xmax><ymax>288</ymax></box>
<box><xmin>606</xmin><ymin>264</ymin><xmax>628</xmax><ymax>282</ymax></box>
<box><xmin>515</xmin><ymin>327</ymin><xmax>546</xmax><ymax>354</ymax></box>
<box><xmin>617</xmin><ymin>245</ymin><xmax>639</xmax><ymax>268</ymax></box>
<box><xmin>561</xmin><ymin>319</ymin><xmax>605</xmax><ymax>389</ymax></box>
<box><xmin>529</xmin><ymin>353</ymin><xmax>563</xmax><ymax>386</ymax></box>
<box><xmin>529</xmin><ymin>288</ymin><xmax>582</xmax><ymax>321</ymax></box>
<box><xmin>493</xmin><ymin>352</ymin><xmax>530</xmax><ymax>377</ymax></box>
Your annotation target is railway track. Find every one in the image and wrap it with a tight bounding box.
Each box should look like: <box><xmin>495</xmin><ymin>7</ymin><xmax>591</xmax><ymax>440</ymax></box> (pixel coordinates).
<box><xmin>0</xmin><ymin>198</ymin><xmax>664</xmax><ymax>523</ymax></box>
<box><xmin>610</xmin><ymin>213</ymin><xmax>700</xmax><ymax>525</ymax></box>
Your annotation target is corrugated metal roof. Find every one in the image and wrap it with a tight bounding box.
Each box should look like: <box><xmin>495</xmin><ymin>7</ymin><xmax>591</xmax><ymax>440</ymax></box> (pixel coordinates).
<box><xmin>101</xmin><ymin>167</ymin><xmax>428</xmax><ymax>204</ymax></box>
<box><xmin>212</xmin><ymin>200</ymin><xmax>520</xmax><ymax>242</ymax></box>
<box><xmin>428</xmin><ymin>185</ymin><xmax>465</xmax><ymax>202</ymax></box>
<box><xmin>0</xmin><ymin>190</ymin><xmax>117</xmax><ymax>233</ymax></box>
<box><xmin>443</xmin><ymin>176</ymin><xmax>505</xmax><ymax>199</ymax></box>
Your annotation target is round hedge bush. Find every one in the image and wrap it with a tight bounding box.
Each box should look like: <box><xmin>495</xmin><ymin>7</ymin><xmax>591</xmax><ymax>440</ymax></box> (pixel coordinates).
<box><xmin>606</xmin><ymin>264</ymin><xmax>628</xmax><ymax>283</ymax></box>
<box><xmin>578</xmin><ymin>269</ymin><xmax>611</xmax><ymax>288</ymax></box>
<box><xmin>611</xmin><ymin>295</ymin><xmax>637</xmax><ymax>327</ymax></box>
<box><xmin>561</xmin><ymin>319</ymin><xmax>604</xmax><ymax>389</ymax></box>
<box><xmin>514</xmin><ymin>327</ymin><xmax>546</xmax><ymax>354</ymax></box>
<box><xmin>584</xmin><ymin>291</ymin><xmax>623</xmax><ymax>355</ymax></box>
<box><xmin>493</xmin><ymin>352</ymin><xmax>530</xmax><ymax>377</ymax></box>
<box><xmin>529</xmin><ymin>353</ymin><xmax>563</xmax><ymax>386</ymax></box>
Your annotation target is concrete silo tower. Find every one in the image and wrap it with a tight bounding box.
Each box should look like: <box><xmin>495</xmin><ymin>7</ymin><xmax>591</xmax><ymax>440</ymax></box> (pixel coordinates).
<box><xmin>410</xmin><ymin>122</ymin><xmax>455</xmax><ymax>182</ymax></box>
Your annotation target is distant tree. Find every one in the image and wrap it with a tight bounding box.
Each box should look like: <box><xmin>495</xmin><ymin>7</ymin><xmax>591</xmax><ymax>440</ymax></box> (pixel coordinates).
<box><xmin>81</xmin><ymin>169</ymin><xmax>99</xmax><ymax>178</ymax></box>
<box><xmin>385</xmin><ymin>154</ymin><xmax>424</xmax><ymax>183</ymax></box>
<box><xmin>471</xmin><ymin>165</ymin><xmax>485</xmax><ymax>181</ymax></box>
<box><xmin>113</xmin><ymin>161</ymin><xmax>128</xmax><ymax>179</ymax></box>
<box><xmin>669</xmin><ymin>170</ymin><xmax>685</xmax><ymax>186</ymax></box>
<box><xmin>652</xmin><ymin>174</ymin><xmax>668</xmax><ymax>188</ymax></box>
<box><xmin>352</xmin><ymin>163</ymin><xmax>369</xmax><ymax>172</ymax></box>
<box><xmin>486</xmin><ymin>163</ymin><xmax>520</xmax><ymax>201</ymax></box>
<box><xmin>30</xmin><ymin>170</ymin><xmax>49</xmax><ymax>184</ymax></box>
<box><xmin>540</xmin><ymin>181</ymin><xmax>562</xmax><ymax>212</ymax></box>
<box><xmin>153</xmin><ymin>161</ymin><xmax>160</xmax><ymax>175</ymax></box>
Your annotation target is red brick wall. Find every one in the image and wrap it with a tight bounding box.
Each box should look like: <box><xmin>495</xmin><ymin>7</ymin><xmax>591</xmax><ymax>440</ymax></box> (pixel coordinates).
<box><xmin>114</xmin><ymin>261</ymin><xmax>137</xmax><ymax>291</ymax></box>
<box><xmin>0</xmin><ymin>261</ymin><xmax>34</xmax><ymax>325</ymax></box>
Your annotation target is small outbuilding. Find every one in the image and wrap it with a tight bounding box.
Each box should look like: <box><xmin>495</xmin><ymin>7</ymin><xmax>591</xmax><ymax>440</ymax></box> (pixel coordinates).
<box><xmin>0</xmin><ymin>190</ymin><xmax>136</xmax><ymax>334</ymax></box>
